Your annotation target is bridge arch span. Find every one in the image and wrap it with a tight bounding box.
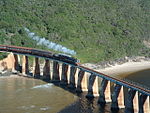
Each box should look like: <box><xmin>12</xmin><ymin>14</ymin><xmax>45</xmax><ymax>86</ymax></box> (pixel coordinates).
<box><xmin>0</xmin><ymin>45</ymin><xmax>150</xmax><ymax>113</ymax></box>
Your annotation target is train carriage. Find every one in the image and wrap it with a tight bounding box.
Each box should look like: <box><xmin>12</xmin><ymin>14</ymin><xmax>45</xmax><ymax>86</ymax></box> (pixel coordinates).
<box><xmin>31</xmin><ymin>49</ymin><xmax>54</xmax><ymax>58</ymax></box>
<box><xmin>6</xmin><ymin>45</ymin><xmax>32</xmax><ymax>54</ymax></box>
<box><xmin>0</xmin><ymin>45</ymin><xmax>80</xmax><ymax>66</ymax></box>
<box><xmin>0</xmin><ymin>45</ymin><xmax>7</xmax><ymax>51</ymax></box>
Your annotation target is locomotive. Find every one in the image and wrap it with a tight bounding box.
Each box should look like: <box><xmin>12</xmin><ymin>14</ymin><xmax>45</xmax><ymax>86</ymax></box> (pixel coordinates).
<box><xmin>53</xmin><ymin>53</ymin><xmax>80</xmax><ymax>65</ymax></box>
<box><xmin>0</xmin><ymin>45</ymin><xmax>80</xmax><ymax>65</ymax></box>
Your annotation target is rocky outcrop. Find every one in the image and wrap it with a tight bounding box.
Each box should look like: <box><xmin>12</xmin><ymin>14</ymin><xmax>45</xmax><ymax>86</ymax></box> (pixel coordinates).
<box><xmin>0</xmin><ymin>53</ymin><xmax>20</xmax><ymax>72</ymax></box>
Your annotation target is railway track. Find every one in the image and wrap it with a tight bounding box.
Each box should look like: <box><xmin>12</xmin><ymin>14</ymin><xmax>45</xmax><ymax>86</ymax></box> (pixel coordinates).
<box><xmin>0</xmin><ymin>45</ymin><xmax>150</xmax><ymax>96</ymax></box>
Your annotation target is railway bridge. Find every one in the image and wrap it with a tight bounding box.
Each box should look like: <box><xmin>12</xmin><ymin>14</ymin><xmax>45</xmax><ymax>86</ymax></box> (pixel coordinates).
<box><xmin>0</xmin><ymin>45</ymin><xmax>150</xmax><ymax>113</ymax></box>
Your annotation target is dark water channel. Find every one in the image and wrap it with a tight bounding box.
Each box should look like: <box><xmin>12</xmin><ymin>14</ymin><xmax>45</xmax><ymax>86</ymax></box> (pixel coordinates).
<box><xmin>0</xmin><ymin>68</ymin><xmax>149</xmax><ymax>113</ymax></box>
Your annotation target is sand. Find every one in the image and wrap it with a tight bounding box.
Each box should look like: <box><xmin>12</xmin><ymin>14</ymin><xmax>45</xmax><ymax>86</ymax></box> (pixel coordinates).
<box><xmin>84</xmin><ymin>61</ymin><xmax>150</xmax><ymax>77</ymax></box>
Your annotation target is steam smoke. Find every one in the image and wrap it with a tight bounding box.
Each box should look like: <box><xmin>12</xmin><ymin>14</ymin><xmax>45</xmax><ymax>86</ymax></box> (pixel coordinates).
<box><xmin>24</xmin><ymin>28</ymin><xmax>76</xmax><ymax>55</ymax></box>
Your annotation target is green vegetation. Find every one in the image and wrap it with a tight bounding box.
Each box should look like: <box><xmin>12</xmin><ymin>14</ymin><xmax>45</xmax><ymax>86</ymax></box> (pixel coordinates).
<box><xmin>0</xmin><ymin>0</ymin><xmax>150</xmax><ymax>63</ymax></box>
<box><xmin>0</xmin><ymin>52</ymin><xmax>8</xmax><ymax>60</ymax></box>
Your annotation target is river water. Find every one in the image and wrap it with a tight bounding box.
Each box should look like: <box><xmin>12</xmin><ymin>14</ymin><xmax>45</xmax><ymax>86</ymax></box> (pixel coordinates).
<box><xmin>0</xmin><ymin>76</ymin><xmax>78</xmax><ymax>113</ymax></box>
<box><xmin>117</xmin><ymin>68</ymin><xmax>150</xmax><ymax>88</ymax></box>
<box><xmin>0</xmin><ymin>68</ymin><xmax>149</xmax><ymax>113</ymax></box>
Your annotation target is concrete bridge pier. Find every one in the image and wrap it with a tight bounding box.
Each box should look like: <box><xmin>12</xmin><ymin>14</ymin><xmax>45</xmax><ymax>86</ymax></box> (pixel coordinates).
<box><xmin>33</xmin><ymin>57</ymin><xmax>40</xmax><ymax>79</ymax></box>
<box><xmin>13</xmin><ymin>54</ymin><xmax>20</xmax><ymax>71</ymax></box>
<box><xmin>86</xmin><ymin>74</ymin><xmax>99</xmax><ymax>98</ymax></box>
<box><xmin>52</xmin><ymin>61</ymin><xmax>60</xmax><ymax>82</ymax></box>
<box><xmin>43</xmin><ymin>59</ymin><xmax>50</xmax><ymax>81</ymax></box>
<box><xmin>60</xmin><ymin>63</ymin><xmax>69</xmax><ymax>85</ymax></box>
<box><xmin>68</xmin><ymin>66</ymin><xmax>77</xmax><ymax>89</ymax></box>
<box><xmin>139</xmin><ymin>94</ymin><xmax>150</xmax><ymax>113</ymax></box>
<box><xmin>111</xmin><ymin>84</ymin><xmax>125</xmax><ymax>111</ymax></box>
<box><xmin>22</xmin><ymin>55</ymin><xmax>29</xmax><ymax>75</ymax></box>
<box><xmin>98</xmin><ymin>79</ymin><xmax>111</xmax><ymax>104</ymax></box>
<box><xmin>76</xmin><ymin>69</ymin><xmax>88</xmax><ymax>93</ymax></box>
<box><xmin>125</xmin><ymin>89</ymin><xmax>139</xmax><ymax>113</ymax></box>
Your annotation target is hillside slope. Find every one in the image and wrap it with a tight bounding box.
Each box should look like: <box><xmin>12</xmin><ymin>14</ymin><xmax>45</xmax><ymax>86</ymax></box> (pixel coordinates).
<box><xmin>0</xmin><ymin>0</ymin><xmax>150</xmax><ymax>63</ymax></box>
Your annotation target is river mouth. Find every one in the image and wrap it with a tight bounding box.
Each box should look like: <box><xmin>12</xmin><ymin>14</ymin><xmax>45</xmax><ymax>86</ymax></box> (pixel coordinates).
<box><xmin>0</xmin><ymin>76</ymin><xmax>78</xmax><ymax>113</ymax></box>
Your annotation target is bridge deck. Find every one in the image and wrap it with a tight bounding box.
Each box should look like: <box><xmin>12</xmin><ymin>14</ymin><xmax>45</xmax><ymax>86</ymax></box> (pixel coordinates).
<box><xmin>0</xmin><ymin>45</ymin><xmax>150</xmax><ymax>96</ymax></box>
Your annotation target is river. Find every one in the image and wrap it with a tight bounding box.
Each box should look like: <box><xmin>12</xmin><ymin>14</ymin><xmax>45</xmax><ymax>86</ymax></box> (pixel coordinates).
<box><xmin>0</xmin><ymin>68</ymin><xmax>149</xmax><ymax>113</ymax></box>
<box><xmin>0</xmin><ymin>76</ymin><xmax>77</xmax><ymax>113</ymax></box>
<box><xmin>117</xmin><ymin>68</ymin><xmax>150</xmax><ymax>88</ymax></box>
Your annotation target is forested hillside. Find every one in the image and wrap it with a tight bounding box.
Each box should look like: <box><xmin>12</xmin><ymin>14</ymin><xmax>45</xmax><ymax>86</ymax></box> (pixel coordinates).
<box><xmin>0</xmin><ymin>0</ymin><xmax>150</xmax><ymax>63</ymax></box>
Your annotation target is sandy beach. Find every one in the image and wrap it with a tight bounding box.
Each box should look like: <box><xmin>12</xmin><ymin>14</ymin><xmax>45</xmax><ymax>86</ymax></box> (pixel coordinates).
<box><xmin>83</xmin><ymin>61</ymin><xmax>150</xmax><ymax>77</ymax></box>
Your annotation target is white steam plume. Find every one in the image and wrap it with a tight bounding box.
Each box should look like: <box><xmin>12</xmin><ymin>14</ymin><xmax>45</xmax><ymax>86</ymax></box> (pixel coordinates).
<box><xmin>24</xmin><ymin>28</ymin><xmax>76</xmax><ymax>55</ymax></box>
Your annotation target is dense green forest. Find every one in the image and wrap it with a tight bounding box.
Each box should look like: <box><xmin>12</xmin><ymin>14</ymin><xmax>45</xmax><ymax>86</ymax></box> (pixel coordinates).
<box><xmin>0</xmin><ymin>0</ymin><xmax>150</xmax><ymax>63</ymax></box>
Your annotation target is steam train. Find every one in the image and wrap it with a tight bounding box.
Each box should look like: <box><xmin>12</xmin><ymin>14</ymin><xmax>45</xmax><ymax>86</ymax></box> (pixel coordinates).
<box><xmin>0</xmin><ymin>45</ymin><xmax>80</xmax><ymax>65</ymax></box>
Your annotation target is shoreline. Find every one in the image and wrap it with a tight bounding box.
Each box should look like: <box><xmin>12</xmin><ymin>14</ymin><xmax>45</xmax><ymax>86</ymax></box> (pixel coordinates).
<box><xmin>99</xmin><ymin>61</ymin><xmax>150</xmax><ymax>77</ymax></box>
<box><xmin>82</xmin><ymin>60</ymin><xmax>150</xmax><ymax>77</ymax></box>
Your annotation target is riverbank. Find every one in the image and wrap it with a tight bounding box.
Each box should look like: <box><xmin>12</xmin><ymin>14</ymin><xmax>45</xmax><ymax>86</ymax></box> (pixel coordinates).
<box><xmin>82</xmin><ymin>56</ymin><xmax>150</xmax><ymax>77</ymax></box>
<box><xmin>99</xmin><ymin>61</ymin><xmax>150</xmax><ymax>77</ymax></box>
